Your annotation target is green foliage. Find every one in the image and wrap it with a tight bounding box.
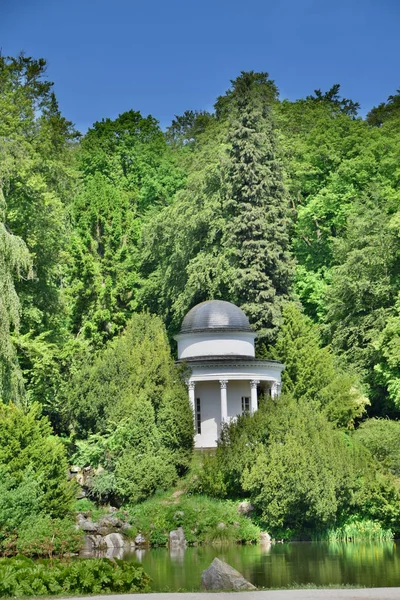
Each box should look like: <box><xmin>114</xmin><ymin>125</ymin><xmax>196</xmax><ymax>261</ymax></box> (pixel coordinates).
<box><xmin>15</xmin><ymin>515</ymin><xmax>83</xmax><ymax>557</ymax></box>
<box><xmin>66</xmin><ymin>172</ymin><xmax>140</xmax><ymax>346</ymax></box>
<box><xmin>325</xmin><ymin>199</ymin><xmax>400</xmax><ymax>391</ymax></box>
<box><xmin>79</xmin><ymin>401</ymin><xmax>179</xmax><ymax>504</ymax></box>
<box><xmin>0</xmin><ymin>556</ymin><xmax>150</xmax><ymax>596</ymax></box>
<box><xmin>66</xmin><ymin>313</ymin><xmax>193</xmax><ymax>503</ymax></box>
<box><xmin>320</xmin><ymin>518</ymin><xmax>393</xmax><ymax>542</ymax></box>
<box><xmin>139</xmin><ymin>116</ymin><xmax>231</xmax><ymax>333</ymax></box>
<box><xmin>139</xmin><ymin>72</ymin><xmax>294</xmax><ymax>341</ymax></box>
<box><xmin>0</xmin><ymin>54</ymin><xmax>77</xmax><ymax>339</ymax></box>
<box><xmin>0</xmin><ymin>217</ymin><xmax>31</xmax><ymax>403</ymax></box>
<box><xmin>367</xmin><ymin>89</ymin><xmax>400</xmax><ymax>126</ymax></box>
<box><xmin>373</xmin><ymin>294</ymin><xmax>400</xmax><ymax>410</ymax></box>
<box><xmin>65</xmin><ymin>312</ymin><xmax>192</xmax><ymax>443</ymax></box>
<box><xmin>242</xmin><ymin>398</ymin><xmax>369</xmax><ymax>535</ymax></box>
<box><xmin>198</xmin><ymin>394</ymin><xmax>400</xmax><ymax>538</ymax></box>
<box><xmin>126</xmin><ymin>492</ymin><xmax>260</xmax><ymax>546</ymax></box>
<box><xmin>222</xmin><ymin>71</ymin><xmax>293</xmax><ymax>342</ymax></box>
<box><xmin>273</xmin><ymin>303</ymin><xmax>367</xmax><ymax>427</ymax></box>
<box><xmin>0</xmin><ymin>468</ymin><xmax>41</xmax><ymax>535</ymax></box>
<box><xmin>0</xmin><ymin>403</ymin><xmax>75</xmax><ymax>519</ymax></box>
<box><xmin>353</xmin><ymin>418</ymin><xmax>400</xmax><ymax>477</ymax></box>
<box><xmin>195</xmin><ymin>407</ymin><xmax>271</xmax><ymax>499</ymax></box>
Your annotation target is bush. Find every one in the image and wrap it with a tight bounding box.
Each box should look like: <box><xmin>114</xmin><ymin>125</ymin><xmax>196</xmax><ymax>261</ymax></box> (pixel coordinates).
<box><xmin>0</xmin><ymin>556</ymin><xmax>150</xmax><ymax>596</ymax></box>
<box><xmin>242</xmin><ymin>397</ymin><xmax>366</xmax><ymax>536</ymax></box>
<box><xmin>197</xmin><ymin>394</ymin><xmax>400</xmax><ymax>538</ymax></box>
<box><xmin>0</xmin><ymin>467</ymin><xmax>41</xmax><ymax>535</ymax></box>
<box><xmin>65</xmin><ymin>313</ymin><xmax>193</xmax><ymax>455</ymax></box>
<box><xmin>0</xmin><ymin>403</ymin><xmax>75</xmax><ymax>535</ymax></box>
<box><xmin>74</xmin><ymin>398</ymin><xmax>179</xmax><ymax>504</ymax></box>
<box><xmin>353</xmin><ymin>418</ymin><xmax>400</xmax><ymax>476</ymax></box>
<box><xmin>15</xmin><ymin>515</ymin><xmax>83</xmax><ymax>557</ymax></box>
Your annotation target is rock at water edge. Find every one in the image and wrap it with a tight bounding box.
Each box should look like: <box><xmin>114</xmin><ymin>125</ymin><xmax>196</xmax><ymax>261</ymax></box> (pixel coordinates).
<box><xmin>260</xmin><ymin>531</ymin><xmax>272</xmax><ymax>544</ymax></box>
<box><xmin>237</xmin><ymin>501</ymin><xmax>254</xmax><ymax>515</ymax></box>
<box><xmin>103</xmin><ymin>533</ymin><xmax>125</xmax><ymax>549</ymax></box>
<box><xmin>169</xmin><ymin>526</ymin><xmax>186</xmax><ymax>548</ymax></box>
<box><xmin>201</xmin><ymin>557</ymin><xmax>256</xmax><ymax>591</ymax></box>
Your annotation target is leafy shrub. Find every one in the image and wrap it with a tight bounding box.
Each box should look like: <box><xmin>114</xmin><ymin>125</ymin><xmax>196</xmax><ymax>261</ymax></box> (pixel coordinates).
<box><xmin>197</xmin><ymin>393</ymin><xmax>400</xmax><ymax>538</ymax></box>
<box><xmin>242</xmin><ymin>397</ymin><xmax>365</xmax><ymax>535</ymax></box>
<box><xmin>0</xmin><ymin>557</ymin><xmax>150</xmax><ymax>596</ymax></box>
<box><xmin>65</xmin><ymin>313</ymin><xmax>193</xmax><ymax>461</ymax></box>
<box><xmin>74</xmin><ymin>399</ymin><xmax>179</xmax><ymax>504</ymax></box>
<box><xmin>15</xmin><ymin>515</ymin><xmax>83</xmax><ymax>557</ymax></box>
<box><xmin>0</xmin><ymin>468</ymin><xmax>41</xmax><ymax>535</ymax></box>
<box><xmin>353</xmin><ymin>418</ymin><xmax>400</xmax><ymax>476</ymax></box>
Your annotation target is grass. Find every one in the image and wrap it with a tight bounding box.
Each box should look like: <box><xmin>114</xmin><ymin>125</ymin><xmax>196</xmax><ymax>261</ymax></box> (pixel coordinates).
<box><xmin>125</xmin><ymin>491</ymin><xmax>261</xmax><ymax>546</ymax></box>
<box><xmin>72</xmin><ymin>498</ymin><xmax>112</xmax><ymax>523</ymax></box>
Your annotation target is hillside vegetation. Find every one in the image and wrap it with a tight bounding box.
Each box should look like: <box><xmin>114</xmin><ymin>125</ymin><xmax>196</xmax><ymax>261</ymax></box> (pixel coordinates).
<box><xmin>1</xmin><ymin>54</ymin><xmax>400</xmax><ymax>544</ymax></box>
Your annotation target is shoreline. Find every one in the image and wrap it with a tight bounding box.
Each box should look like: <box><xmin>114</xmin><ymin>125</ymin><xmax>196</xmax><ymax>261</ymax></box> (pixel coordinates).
<box><xmin>53</xmin><ymin>589</ymin><xmax>400</xmax><ymax>600</ymax></box>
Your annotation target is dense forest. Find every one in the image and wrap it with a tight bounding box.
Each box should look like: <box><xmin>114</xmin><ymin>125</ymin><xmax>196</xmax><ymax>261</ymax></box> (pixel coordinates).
<box><xmin>1</xmin><ymin>53</ymin><xmax>400</xmax><ymax>550</ymax></box>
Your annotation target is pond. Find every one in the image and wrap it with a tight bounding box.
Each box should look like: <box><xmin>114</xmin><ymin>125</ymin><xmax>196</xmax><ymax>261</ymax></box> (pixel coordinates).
<box><xmin>110</xmin><ymin>542</ymin><xmax>400</xmax><ymax>591</ymax></box>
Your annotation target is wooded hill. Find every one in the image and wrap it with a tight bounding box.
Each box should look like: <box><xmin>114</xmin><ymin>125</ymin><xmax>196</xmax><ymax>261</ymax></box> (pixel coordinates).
<box><xmin>2</xmin><ymin>56</ymin><xmax>399</xmax><ymax>422</ymax></box>
<box><xmin>2</xmin><ymin>54</ymin><xmax>400</xmax><ymax>544</ymax></box>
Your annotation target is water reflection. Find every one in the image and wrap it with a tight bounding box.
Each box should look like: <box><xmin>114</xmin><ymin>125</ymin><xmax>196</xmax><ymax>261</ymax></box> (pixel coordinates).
<box><xmin>121</xmin><ymin>541</ymin><xmax>400</xmax><ymax>591</ymax></box>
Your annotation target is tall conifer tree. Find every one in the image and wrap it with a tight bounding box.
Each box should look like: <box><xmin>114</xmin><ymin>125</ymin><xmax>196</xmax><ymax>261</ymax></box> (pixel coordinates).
<box><xmin>223</xmin><ymin>72</ymin><xmax>293</xmax><ymax>342</ymax></box>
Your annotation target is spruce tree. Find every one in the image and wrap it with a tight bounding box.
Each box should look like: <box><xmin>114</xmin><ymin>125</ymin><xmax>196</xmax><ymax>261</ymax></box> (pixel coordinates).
<box><xmin>223</xmin><ymin>72</ymin><xmax>293</xmax><ymax>342</ymax></box>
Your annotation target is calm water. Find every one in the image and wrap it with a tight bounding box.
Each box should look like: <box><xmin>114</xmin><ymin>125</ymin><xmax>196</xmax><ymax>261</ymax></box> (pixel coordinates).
<box><xmin>120</xmin><ymin>542</ymin><xmax>400</xmax><ymax>591</ymax></box>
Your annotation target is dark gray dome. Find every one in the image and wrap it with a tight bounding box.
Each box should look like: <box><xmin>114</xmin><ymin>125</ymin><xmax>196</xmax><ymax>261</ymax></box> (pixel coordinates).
<box><xmin>180</xmin><ymin>300</ymin><xmax>252</xmax><ymax>334</ymax></box>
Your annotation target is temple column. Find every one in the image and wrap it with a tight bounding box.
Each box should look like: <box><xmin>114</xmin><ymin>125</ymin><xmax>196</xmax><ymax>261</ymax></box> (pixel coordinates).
<box><xmin>250</xmin><ymin>380</ymin><xmax>260</xmax><ymax>414</ymax></box>
<box><xmin>271</xmin><ymin>381</ymin><xmax>281</xmax><ymax>399</ymax></box>
<box><xmin>219</xmin><ymin>380</ymin><xmax>228</xmax><ymax>422</ymax></box>
<box><xmin>188</xmin><ymin>381</ymin><xmax>196</xmax><ymax>415</ymax></box>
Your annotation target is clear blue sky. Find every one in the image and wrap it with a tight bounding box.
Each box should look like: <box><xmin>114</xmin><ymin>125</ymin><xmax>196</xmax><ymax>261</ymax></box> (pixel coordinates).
<box><xmin>1</xmin><ymin>0</ymin><xmax>399</xmax><ymax>133</ymax></box>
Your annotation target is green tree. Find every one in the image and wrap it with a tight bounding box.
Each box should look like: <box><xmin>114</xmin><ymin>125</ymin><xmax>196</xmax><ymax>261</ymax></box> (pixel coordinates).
<box><xmin>0</xmin><ymin>54</ymin><xmax>77</xmax><ymax>338</ymax></box>
<box><xmin>0</xmin><ymin>198</ymin><xmax>31</xmax><ymax>403</ymax></box>
<box><xmin>223</xmin><ymin>71</ymin><xmax>293</xmax><ymax>342</ymax></box>
<box><xmin>65</xmin><ymin>313</ymin><xmax>193</xmax><ymax>474</ymax></box>
<box><xmin>139</xmin><ymin>115</ymin><xmax>231</xmax><ymax>334</ymax></box>
<box><xmin>367</xmin><ymin>89</ymin><xmax>400</xmax><ymax>127</ymax></box>
<box><xmin>0</xmin><ymin>54</ymin><xmax>79</xmax><ymax>416</ymax></box>
<box><xmin>325</xmin><ymin>197</ymin><xmax>400</xmax><ymax>414</ymax></box>
<box><xmin>242</xmin><ymin>397</ymin><xmax>374</xmax><ymax>535</ymax></box>
<box><xmin>66</xmin><ymin>173</ymin><xmax>140</xmax><ymax>346</ymax></box>
<box><xmin>273</xmin><ymin>303</ymin><xmax>367</xmax><ymax>427</ymax></box>
<box><xmin>0</xmin><ymin>403</ymin><xmax>75</xmax><ymax>518</ymax></box>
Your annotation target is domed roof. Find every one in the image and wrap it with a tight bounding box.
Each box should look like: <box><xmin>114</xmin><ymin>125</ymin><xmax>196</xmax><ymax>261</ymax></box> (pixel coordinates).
<box><xmin>180</xmin><ymin>300</ymin><xmax>252</xmax><ymax>334</ymax></box>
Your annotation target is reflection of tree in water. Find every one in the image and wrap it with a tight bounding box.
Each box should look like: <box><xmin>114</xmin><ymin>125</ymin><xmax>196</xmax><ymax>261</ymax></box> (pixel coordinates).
<box><xmin>120</xmin><ymin>542</ymin><xmax>400</xmax><ymax>591</ymax></box>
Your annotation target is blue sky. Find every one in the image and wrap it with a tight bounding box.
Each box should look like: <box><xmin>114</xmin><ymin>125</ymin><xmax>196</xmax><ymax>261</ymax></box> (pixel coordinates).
<box><xmin>1</xmin><ymin>0</ymin><xmax>399</xmax><ymax>133</ymax></box>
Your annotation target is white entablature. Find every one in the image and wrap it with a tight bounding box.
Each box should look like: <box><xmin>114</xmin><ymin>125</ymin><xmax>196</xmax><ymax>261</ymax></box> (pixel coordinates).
<box><xmin>175</xmin><ymin>300</ymin><xmax>284</xmax><ymax>448</ymax></box>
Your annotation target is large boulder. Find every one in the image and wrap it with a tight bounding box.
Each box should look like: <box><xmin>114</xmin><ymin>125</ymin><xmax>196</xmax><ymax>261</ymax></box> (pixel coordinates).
<box><xmin>201</xmin><ymin>558</ymin><xmax>256</xmax><ymax>591</ymax></box>
<box><xmin>260</xmin><ymin>531</ymin><xmax>272</xmax><ymax>545</ymax></box>
<box><xmin>237</xmin><ymin>501</ymin><xmax>254</xmax><ymax>515</ymax></box>
<box><xmin>135</xmin><ymin>533</ymin><xmax>146</xmax><ymax>546</ymax></box>
<box><xmin>103</xmin><ymin>533</ymin><xmax>125</xmax><ymax>549</ymax></box>
<box><xmin>80</xmin><ymin>519</ymin><xmax>99</xmax><ymax>532</ymax></box>
<box><xmin>169</xmin><ymin>526</ymin><xmax>186</xmax><ymax>548</ymax></box>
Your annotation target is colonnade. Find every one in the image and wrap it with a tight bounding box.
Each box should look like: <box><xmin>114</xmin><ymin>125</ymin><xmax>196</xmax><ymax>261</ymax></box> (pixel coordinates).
<box><xmin>187</xmin><ymin>379</ymin><xmax>280</xmax><ymax>423</ymax></box>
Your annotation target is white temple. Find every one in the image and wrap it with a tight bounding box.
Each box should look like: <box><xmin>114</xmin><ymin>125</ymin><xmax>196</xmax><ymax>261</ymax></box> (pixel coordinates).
<box><xmin>175</xmin><ymin>300</ymin><xmax>284</xmax><ymax>448</ymax></box>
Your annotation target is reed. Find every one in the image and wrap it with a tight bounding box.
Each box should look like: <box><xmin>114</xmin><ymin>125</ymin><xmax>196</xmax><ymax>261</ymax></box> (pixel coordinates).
<box><xmin>318</xmin><ymin>519</ymin><xmax>393</xmax><ymax>542</ymax></box>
